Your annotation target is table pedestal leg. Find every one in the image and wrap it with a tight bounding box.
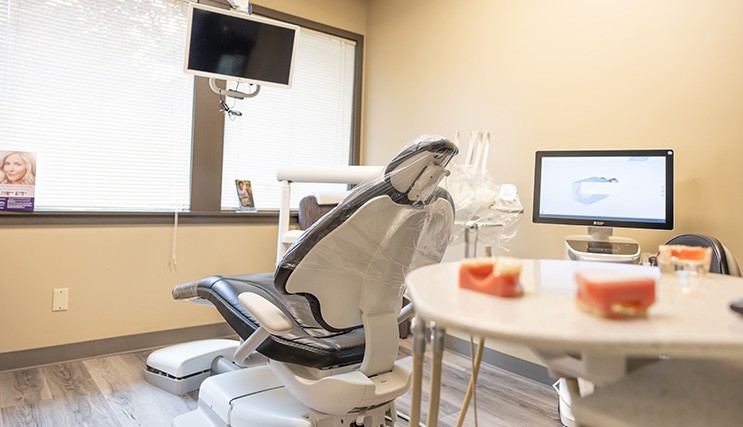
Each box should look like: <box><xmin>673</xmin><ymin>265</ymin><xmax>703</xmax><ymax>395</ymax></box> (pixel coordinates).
<box><xmin>426</xmin><ymin>323</ymin><xmax>446</xmax><ymax>427</ymax></box>
<box><xmin>582</xmin><ymin>352</ymin><xmax>627</xmax><ymax>385</ymax></box>
<box><xmin>456</xmin><ymin>336</ymin><xmax>485</xmax><ymax>427</ymax></box>
<box><xmin>409</xmin><ymin>316</ymin><xmax>427</xmax><ymax>427</ymax></box>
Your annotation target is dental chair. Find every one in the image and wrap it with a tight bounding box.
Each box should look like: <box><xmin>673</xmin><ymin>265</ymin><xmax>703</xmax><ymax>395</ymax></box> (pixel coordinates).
<box><xmin>155</xmin><ymin>136</ymin><xmax>458</xmax><ymax>427</ymax></box>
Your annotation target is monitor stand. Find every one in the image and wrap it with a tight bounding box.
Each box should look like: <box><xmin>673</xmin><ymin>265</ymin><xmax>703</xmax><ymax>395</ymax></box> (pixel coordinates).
<box><xmin>564</xmin><ymin>227</ymin><xmax>640</xmax><ymax>264</ymax></box>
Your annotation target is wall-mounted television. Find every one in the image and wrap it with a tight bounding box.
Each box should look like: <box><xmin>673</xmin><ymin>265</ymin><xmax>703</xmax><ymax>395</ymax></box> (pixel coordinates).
<box><xmin>184</xmin><ymin>3</ymin><xmax>299</xmax><ymax>88</ymax></box>
<box><xmin>533</xmin><ymin>149</ymin><xmax>674</xmax><ymax>231</ymax></box>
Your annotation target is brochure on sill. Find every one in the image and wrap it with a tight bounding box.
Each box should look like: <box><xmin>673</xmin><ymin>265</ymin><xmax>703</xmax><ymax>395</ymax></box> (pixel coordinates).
<box><xmin>0</xmin><ymin>150</ymin><xmax>37</xmax><ymax>211</ymax></box>
<box><xmin>235</xmin><ymin>179</ymin><xmax>256</xmax><ymax>212</ymax></box>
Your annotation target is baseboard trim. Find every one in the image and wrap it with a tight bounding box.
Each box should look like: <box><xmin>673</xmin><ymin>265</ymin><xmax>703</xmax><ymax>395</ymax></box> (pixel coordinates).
<box><xmin>2</xmin><ymin>324</ymin><xmax>553</xmax><ymax>385</ymax></box>
<box><xmin>445</xmin><ymin>334</ymin><xmax>553</xmax><ymax>386</ymax></box>
<box><xmin>0</xmin><ymin>323</ymin><xmax>236</xmax><ymax>372</ymax></box>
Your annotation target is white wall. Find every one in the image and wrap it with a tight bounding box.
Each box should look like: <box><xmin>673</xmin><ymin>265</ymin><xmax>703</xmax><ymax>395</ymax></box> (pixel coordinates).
<box><xmin>364</xmin><ymin>0</ymin><xmax>743</xmax><ymax>260</ymax></box>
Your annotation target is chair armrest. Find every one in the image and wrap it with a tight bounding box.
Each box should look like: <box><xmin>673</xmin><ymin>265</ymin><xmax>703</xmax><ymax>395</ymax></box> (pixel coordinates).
<box><xmin>232</xmin><ymin>293</ymin><xmax>293</xmax><ymax>366</ymax></box>
<box><xmin>238</xmin><ymin>292</ymin><xmax>293</xmax><ymax>336</ymax></box>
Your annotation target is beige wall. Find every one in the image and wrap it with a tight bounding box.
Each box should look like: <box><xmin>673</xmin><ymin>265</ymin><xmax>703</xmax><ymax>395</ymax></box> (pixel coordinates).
<box><xmin>8</xmin><ymin>0</ymin><xmax>743</xmax><ymax>357</ymax></box>
<box><xmin>0</xmin><ymin>0</ymin><xmax>368</xmax><ymax>355</ymax></box>
<box><xmin>0</xmin><ymin>224</ymin><xmax>278</xmax><ymax>353</ymax></box>
<box><xmin>364</xmin><ymin>0</ymin><xmax>743</xmax><ymax>260</ymax></box>
<box><xmin>258</xmin><ymin>0</ymin><xmax>367</xmax><ymax>34</ymax></box>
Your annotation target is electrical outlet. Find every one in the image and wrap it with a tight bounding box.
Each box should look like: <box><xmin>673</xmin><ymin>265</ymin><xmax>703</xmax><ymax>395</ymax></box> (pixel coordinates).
<box><xmin>52</xmin><ymin>288</ymin><xmax>69</xmax><ymax>311</ymax></box>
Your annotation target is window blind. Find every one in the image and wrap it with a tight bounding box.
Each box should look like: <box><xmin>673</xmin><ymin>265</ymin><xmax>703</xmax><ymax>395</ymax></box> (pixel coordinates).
<box><xmin>0</xmin><ymin>0</ymin><xmax>194</xmax><ymax>211</ymax></box>
<box><xmin>221</xmin><ymin>29</ymin><xmax>356</xmax><ymax>210</ymax></box>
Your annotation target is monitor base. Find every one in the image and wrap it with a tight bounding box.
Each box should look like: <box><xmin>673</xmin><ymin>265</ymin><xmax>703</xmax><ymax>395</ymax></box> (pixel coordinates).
<box><xmin>564</xmin><ymin>234</ymin><xmax>640</xmax><ymax>264</ymax></box>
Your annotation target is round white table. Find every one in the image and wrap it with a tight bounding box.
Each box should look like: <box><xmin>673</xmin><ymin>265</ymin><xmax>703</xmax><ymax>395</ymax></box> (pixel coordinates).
<box><xmin>404</xmin><ymin>259</ymin><xmax>743</xmax><ymax>426</ymax></box>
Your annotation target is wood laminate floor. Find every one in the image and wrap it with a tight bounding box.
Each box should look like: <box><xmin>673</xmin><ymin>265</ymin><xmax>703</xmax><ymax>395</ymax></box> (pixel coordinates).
<box><xmin>0</xmin><ymin>341</ymin><xmax>561</xmax><ymax>426</ymax></box>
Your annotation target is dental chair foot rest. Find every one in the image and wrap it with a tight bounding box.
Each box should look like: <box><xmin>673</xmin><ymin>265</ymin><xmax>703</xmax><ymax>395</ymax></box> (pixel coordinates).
<box><xmin>144</xmin><ymin>339</ymin><xmax>239</xmax><ymax>395</ymax></box>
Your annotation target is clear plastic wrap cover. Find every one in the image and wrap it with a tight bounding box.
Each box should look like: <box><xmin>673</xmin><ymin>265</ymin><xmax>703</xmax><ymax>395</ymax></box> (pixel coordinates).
<box><xmin>443</xmin><ymin>164</ymin><xmax>524</xmax><ymax>252</ymax></box>
<box><xmin>275</xmin><ymin>135</ymin><xmax>458</xmax><ymax>330</ymax></box>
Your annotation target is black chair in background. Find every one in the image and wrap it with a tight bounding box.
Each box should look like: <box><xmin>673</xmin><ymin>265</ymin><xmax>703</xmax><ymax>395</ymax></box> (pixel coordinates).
<box><xmin>660</xmin><ymin>233</ymin><xmax>741</xmax><ymax>276</ymax></box>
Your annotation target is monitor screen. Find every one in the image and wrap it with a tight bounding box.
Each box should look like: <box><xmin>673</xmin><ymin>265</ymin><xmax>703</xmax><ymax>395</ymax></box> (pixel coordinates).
<box><xmin>184</xmin><ymin>4</ymin><xmax>299</xmax><ymax>88</ymax></box>
<box><xmin>532</xmin><ymin>149</ymin><xmax>674</xmax><ymax>230</ymax></box>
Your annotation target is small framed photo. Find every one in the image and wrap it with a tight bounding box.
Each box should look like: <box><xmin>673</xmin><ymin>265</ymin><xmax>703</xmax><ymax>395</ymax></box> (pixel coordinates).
<box><xmin>234</xmin><ymin>179</ymin><xmax>255</xmax><ymax>211</ymax></box>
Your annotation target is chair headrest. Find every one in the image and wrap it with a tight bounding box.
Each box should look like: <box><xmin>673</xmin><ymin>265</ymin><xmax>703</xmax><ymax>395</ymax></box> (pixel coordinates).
<box><xmin>383</xmin><ymin>135</ymin><xmax>459</xmax><ymax>202</ymax></box>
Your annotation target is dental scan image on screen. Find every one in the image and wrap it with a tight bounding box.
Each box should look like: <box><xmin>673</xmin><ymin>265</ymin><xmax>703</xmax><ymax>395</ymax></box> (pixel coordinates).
<box><xmin>538</xmin><ymin>156</ymin><xmax>667</xmax><ymax>224</ymax></box>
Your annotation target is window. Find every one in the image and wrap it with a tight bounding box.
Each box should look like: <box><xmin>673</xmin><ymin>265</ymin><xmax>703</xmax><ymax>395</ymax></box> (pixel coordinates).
<box><xmin>220</xmin><ymin>28</ymin><xmax>357</xmax><ymax>210</ymax></box>
<box><xmin>0</xmin><ymin>1</ymin><xmax>363</xmax><ymax>221</ymax></box>
<box><xmin>0</xmin><ymin>0</ymin><xmax>194</xmax><ymax>211</ymax></box>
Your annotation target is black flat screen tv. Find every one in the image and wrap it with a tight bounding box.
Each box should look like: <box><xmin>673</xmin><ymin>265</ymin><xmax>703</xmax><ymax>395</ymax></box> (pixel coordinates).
<box><xmin>533</xmin><ymin>149</ymin><xmax>674</xmax><ymax>231</ymax></box>
<box><xmin>184</xmin><ymin>3</ymin><xmax>299</xmax><ymax>88</ymax></box>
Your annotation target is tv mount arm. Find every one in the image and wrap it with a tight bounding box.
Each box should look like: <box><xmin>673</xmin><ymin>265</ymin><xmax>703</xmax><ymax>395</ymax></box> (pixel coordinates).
<box><xmin>227</xmin><ymin>0</ymin><xmax>252</xmax><ymax>14</ymax></box>
<box><xmin>208</xmin><ymin>0</ymin><xmax>260</xmax><ymax>101</ymax></box>
<box><xmin>208</xmin><ymin>78</ymin><xmax>260</xmax><ymax>100</ymax></box>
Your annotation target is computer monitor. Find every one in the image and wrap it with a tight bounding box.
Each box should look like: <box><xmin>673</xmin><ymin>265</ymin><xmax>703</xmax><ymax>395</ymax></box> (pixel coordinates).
<box><xmin>184</xmin><ymin>3</ymin><xmax>299</xmax><ymax>88</ymax></box>
<box><xmin>533</xmin><ymin>149</ymin><xmax>674</xmax><ymax>261</ymax></box>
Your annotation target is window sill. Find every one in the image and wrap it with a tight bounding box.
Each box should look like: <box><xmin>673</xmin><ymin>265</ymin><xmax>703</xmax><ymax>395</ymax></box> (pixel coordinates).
<box><xmin>0</xmin><ymin>209</ymin><xmax>291</xmax><ymax>226</ymax></box>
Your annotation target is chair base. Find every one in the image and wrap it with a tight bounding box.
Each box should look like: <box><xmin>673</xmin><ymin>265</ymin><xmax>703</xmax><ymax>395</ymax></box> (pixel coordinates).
<box><xmin>173</xmin><ymin>364</ymin><xmax>398</xmax><ymax>427</ymax></box>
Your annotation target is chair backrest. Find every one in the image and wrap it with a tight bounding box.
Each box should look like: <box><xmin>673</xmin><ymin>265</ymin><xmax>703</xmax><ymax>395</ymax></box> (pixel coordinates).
<box><xmin>664</xmin><ymin>233</ymin><xmax>741</xmax><ymax>276</ymax></box>
<box><xmin>274</xmin><ymin>136</ymin><xmax>458</xmax><ymax>374</ymax></box>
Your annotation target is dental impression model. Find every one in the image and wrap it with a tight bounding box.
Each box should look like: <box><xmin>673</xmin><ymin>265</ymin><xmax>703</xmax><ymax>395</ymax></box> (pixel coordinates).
<box><xmin>656</xmin><ymin>244</ymin><xmax>712</xmax><ymax>274</ymax></box>
<box><xmin>459</xmin><ymin>257</ymin><xmax>524</xmax><ymax>297</ymax></box>
<box><xmin>575</xmin><ymin>271</ymin><xmax>656</xmax><ymax>319</ymax></box>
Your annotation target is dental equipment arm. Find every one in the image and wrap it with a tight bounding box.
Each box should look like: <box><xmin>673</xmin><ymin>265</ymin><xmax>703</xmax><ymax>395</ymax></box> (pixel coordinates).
<box><xmin>397</xmin><ymin>300</ymin><xmax>415</xmax><ymax>325</ymax></box>
<box><xmin>275</xmin><ymin>165</ymin><xmax>384</xmax><ymax>263</ymax></box>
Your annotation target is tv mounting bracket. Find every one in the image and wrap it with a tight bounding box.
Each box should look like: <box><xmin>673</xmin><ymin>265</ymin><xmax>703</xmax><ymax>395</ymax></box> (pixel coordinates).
<box><xmin>208</xmin><ymin>0</ymin><xmax>260</xmax><ymax>100</ymax></box>
<box><xmin>227</xmin><ymin>0</ymin><xmax>252</xmax><ymax>14</ymax></box>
